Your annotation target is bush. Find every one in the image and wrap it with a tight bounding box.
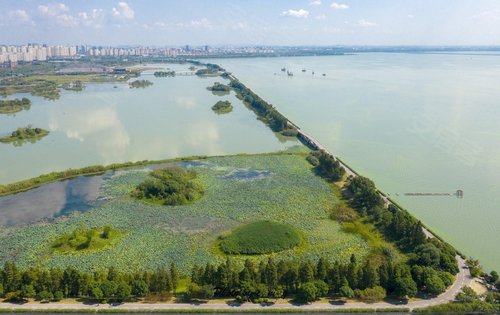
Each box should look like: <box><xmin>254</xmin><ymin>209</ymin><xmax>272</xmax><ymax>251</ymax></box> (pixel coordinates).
<box><xmin>456</xmin><ymin>286</ymin><xmax>479</xmax><ymax>303</ymax></box>
<box><xmin>53</xmin><ymin>291</ymin><xmax>64</xmax><ymax>301</ymax></box>
<box><xmin>306</xmin><ymin>154</ymin><xmax>319</xmax><ymax>166</ymax></box>
<box><xmin>185</xmin><ymin>283</ymin><xmax>215</xmax><ymax>301</ymax></box>
<box><xmin>355</xmin><ymin>286</ymin><xmax>386</xmax><ymax>303</ymax></box>
<box><xmin>297</xmin><ymin>282</ymin><xmax>319</xmax><ymax>303</ymax></box>
<box><xmin>38</xmin><ymin>290</ymin><xmax>54</xmax><ymax>302</ymax></box>
<box><xmin>329</xmin><ymin>204</ymin><xmax>357</xmax><ymax>222</ymax></box>
<box><xmin>132</xmin><ymin>166</ymin><xmax>204</xmax><ymax>206</ymax></box>
<box><xmin>339</xmin><ymin>285</ymin><xmax>354</xmax><ymax>299</ymax></box>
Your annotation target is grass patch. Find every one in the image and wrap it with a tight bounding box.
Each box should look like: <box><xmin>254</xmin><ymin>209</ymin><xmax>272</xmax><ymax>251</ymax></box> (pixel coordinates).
<box><xmin>219</xmin><ymin>221</ymin><xmax>302</xmax><ymax>254</ymax></box>
<box><xmin>51</xmin><ymin>225</ymin><xmax>123</xmax><ymax>255</ymax></box>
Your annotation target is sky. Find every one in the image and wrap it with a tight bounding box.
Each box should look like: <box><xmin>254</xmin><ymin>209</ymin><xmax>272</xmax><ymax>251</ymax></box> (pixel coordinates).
<box><xmin>1</xmin><ymin>0</ymin><xmax>500</xmax><ymax>46</ymax></box>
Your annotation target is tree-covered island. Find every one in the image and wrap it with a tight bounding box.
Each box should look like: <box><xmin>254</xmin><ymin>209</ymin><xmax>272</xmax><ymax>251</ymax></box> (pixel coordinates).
<box><xmin>0</xmin><ymin>125</ymin><xmax>49</xmax><ymax>143</ymax></box>
<box><xmin>207</xmin><ymin>82</ymin><xmax>231</xmax><ymax>93</ymax></box>
<box><xmin>132</xmin><ymin>166</ymin><xmax>204</xmax><ymax>206</ymax></box>
<box><xmin>128</xmin><ymin>79</ymin><xmax>153</xmax><ymax>88</ymax></box>
<box><xmin>0</xmin><ymin>97</ymin><xmax>31</xmax><ymax>114</ymax></box>
<box><xmin>211</xmin><ymin>100</ymin><xmax>233</xmax><ymax>114</ymax></box>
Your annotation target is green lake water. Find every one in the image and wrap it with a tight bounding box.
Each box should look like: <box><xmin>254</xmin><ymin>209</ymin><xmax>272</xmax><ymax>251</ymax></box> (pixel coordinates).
<box><xmin>0</xmin><ymin>63</ymin><xmax>295</xmax><ymax>184</ymax></box>
<box><xmin>211</xmin><ymin>53</ymin><xmax>500</xmax><ymax>272</ymax></box>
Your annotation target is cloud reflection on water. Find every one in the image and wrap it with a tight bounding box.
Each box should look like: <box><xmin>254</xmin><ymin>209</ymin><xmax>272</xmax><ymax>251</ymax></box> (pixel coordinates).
<box><xmin>48</xmin><ymin>106</ymin><xmax>130</xmax><ymax>161</ymax></box>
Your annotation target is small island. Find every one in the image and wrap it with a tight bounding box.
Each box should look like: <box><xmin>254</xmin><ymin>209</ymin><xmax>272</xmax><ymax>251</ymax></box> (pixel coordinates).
<box><xmin>132</xmin><ymin>166</ymin><xmax>204</xmax><ymax>206</ymax></box>
<box><xmin>61</xmin><ymin>80</ymin><xmax>85</xmax><ymax>91</ymax></box>
<box><xmin>0</xmin><ymin>125</ymin><xmax>49</xmax><ymax>144</ymax></box>
<box><xmin>154</xmin><ymin>71</ymin><xmax>175</xmax><ymax>77</ymax></box>
<box><xmin>0</xmin><ymin>97</ymin><xmax>31</xmax><ymax>114</ymax></box>
<box><xmin>129</xmin><ymin>80</ymin><xmax>153</xmax><ymax>88</ymax></box>
<box><xmin>51</xmin><ymin>225</ymin><xmax>122</xmax><ymax>254</ymax></box>
<box><xmin>211</xmin><ymin>100</ymin><xmax>233</xmax><ymax>114</ymax></box>
<box><xmin>207</xmin><ymin>82</ymin><xmax>231</xmax><ymax>95</ymax></box>
<box><xmin>195</xmin><ymin>64</ymin><xmax>223</xmax><ymax>77</ymax></box>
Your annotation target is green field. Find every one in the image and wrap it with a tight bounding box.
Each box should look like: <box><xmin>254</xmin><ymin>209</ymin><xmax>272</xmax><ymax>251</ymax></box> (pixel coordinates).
<box><xmin>0</xmin><ymin>150</ymin><xmax>371</xmax><ymax>273</ymax></box>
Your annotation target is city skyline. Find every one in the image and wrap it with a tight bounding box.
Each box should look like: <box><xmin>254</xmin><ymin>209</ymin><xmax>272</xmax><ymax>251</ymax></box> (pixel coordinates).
<box><xmin>1</xmin><ymin>0</ymin><xmax>500</xmax><ymax>46</ymax></box>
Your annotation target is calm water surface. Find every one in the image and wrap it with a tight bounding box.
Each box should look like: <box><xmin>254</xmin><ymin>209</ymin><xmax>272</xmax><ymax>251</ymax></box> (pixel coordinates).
<box><xmin>0</xmin><ymin>63</ymin><xmax>295</xmax><ymax>184</ymax></box>
<box><xmin>212</xmin><ymin>53</ymin><xmax>500</xmax><ymax>271</ymax></box>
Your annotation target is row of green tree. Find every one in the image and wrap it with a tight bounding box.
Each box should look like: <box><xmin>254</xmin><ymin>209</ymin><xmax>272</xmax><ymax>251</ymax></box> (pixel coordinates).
<box><xmin>0</xmin><ymin>262</ymin><xmax>179</xmax><ymax>303</ymax></box>
<box><xmin>154</xmin><ymin>71</ymin><xmax>175</xmax><ymax>77</ymax></box>
<box><xmin>307</xmin><ymin>150</ymin><xmax>346</xmax><ymax>181</ymax></box>
<box><xmin>0</xmin><ymin>253</ymin><xmax>456</xmax><ymax>305</ymax></box>
<box><xmin>344</xmin><ymin>175</ymin><xmax>459</xmax><ymax>275</ymax></box>
<box><xmin>229</xmin><ymin>80</ymin><xmax>291</xmax><ymax>132</ymax></box>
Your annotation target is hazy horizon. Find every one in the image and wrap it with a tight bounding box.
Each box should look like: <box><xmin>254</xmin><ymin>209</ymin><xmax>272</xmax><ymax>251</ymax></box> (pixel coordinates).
<box><xmin>1</xmin><ymin>0</ymin><xmax>500</xmax><ymax>46</ymax></box>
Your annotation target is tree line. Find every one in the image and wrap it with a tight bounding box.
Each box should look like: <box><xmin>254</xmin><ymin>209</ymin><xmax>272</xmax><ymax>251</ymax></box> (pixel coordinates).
<box><xmin>0</xmin><ymin>262</ymin><xmax>179</xmax><ymax>303</ymax></box>
<box><xmin>229</xmin><ymin>79</ymin><xmax>292</xmax><ymax>133</ymax></box>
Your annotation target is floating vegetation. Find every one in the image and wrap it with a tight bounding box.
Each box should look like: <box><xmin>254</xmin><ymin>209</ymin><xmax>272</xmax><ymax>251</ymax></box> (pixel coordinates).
<box><xmin>0</xmin><ymin>153</ymin><xmax>370</xmax><ymax>273</ymax></box>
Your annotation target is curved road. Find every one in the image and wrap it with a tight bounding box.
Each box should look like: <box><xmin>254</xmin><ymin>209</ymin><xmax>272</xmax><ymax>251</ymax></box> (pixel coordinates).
<box><xmin>0</xmin><ymin>256</ymin><xmax>471</xmax><ymax>312</ymax></box>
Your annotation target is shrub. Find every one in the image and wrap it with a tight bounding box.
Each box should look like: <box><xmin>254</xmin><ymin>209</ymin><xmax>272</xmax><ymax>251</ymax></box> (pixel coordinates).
<box><xmin>339</xmin><ymin>285</ymin><xmax>354</xmax><ymax>299</ymax></box>
<box><xmin>355</xmin><ymin>286</ymin><xmax>386</xmax><ymax>303</ymax></box>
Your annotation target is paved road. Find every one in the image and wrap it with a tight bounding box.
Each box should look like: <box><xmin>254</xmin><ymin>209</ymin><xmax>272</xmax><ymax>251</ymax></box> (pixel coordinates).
<box><xmin>0</xmin><ymin>256</ymin><xmax>471</xmax><ymax>312</ymax></box>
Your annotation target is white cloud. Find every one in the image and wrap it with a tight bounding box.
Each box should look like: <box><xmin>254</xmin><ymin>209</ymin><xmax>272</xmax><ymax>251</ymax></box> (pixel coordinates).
<box><xmin>190</xmin><ymin>18</ymin><xmax>212</xmax><ymax>29</ymax></box>
<box><xmin>78</xmin><ymin>9</ymin><xmax>104</xmax><ymax>28</ymax></box>
<box><xmin>37</xmin><ymin>3</ymin><xmax>69</xmax><ymax>17</ymax></box>
<box><xmin>330</xmin><ymin>2</ymin><xmax>349</xmax><ymax>10</ymax></box>
<box><xmin>315</xmin><ymin>14</ymin><xmax>326</xmax><ymax>20</ymax></box>
<box><xmin>309</xmin><ymin>0</ymin><xmax>322</xmax><ymax>6</ymax></box>
<box><xmin>281</xmin><ymin>9</ymin><xmax>309</xmax><ymax>18</ymax></box>
<box><xmin>407</xmin><ymin>14</ymin><xmax>414</xmax><ymax>19</ymax></box>
<box><xmin>358</xmin><ymin>19</ymin><xmax>377</xmax><ymax>27</ymax></box>
<box><xmin>470</xmin><ymin>9</ymin><xmax>500</xmax><ymax>22</ymax></box>
<box><xmin>56</xmin><ymin>14</ymin><xmax>79</xmax><ymax>27</ymax></box>
<box><xmin>112</xmin><ymin>2</ymin><xmax>135</xmax><ymax>19</ymax></box>
<box><xmin>8</xmin><ymin>10</ymin><xmax>32</xmax><ymax>24</ymax></box>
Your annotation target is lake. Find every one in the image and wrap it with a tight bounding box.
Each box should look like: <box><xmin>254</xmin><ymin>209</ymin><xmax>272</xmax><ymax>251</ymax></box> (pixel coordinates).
<box><xmin>210</xmin><ymin>53</ymin><xmax>500</xmax><ymax>272</ymax></box>
<box><xmin>0</xmin><ymin>63</ymin><xmax>295</xmax><ymax>184</ymax></box>
<box><xmin>1</xmin><ymin>54</ymin><xmax>499</xmax><ymax>272</ymax></box>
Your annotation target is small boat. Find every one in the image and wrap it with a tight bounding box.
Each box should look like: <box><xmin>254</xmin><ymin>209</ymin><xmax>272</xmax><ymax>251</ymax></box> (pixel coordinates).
<box><xmin>113</xmin><ymin>86</ymin><xmax>117</xmax><ymax>88</ymax></box>
<box><xmin>302</xmin><ymin>69</ymin><xmax>306</xmax><ymax>72</ymax></box>
<box><xmin>287</xmin><ymin>71</ymin><xmax>293</xmax><ymax>76</ymax></box>
<box><xmin>281</xmin><ymin>67</ymin><xmax>286</xmax><ymax>72</ymax></box>
<box><xmin>322</xmin><ymin>73</ymin><xmax>326</xmax><ymax>76</ymax></box>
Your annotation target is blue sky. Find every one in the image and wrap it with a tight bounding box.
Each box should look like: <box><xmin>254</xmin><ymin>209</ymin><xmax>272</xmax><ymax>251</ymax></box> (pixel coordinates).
<box><xmin>1</xmin><ymin>0</ymin><xmax>500</xmax><ymax>46</ymax></box>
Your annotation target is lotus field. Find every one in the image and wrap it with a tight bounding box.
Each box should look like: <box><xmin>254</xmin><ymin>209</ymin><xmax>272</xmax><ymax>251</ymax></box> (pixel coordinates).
<box><xmin>0</xmin><ymin>150</ymin><xmax>370</xmax><ymax>273</ymax></box>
